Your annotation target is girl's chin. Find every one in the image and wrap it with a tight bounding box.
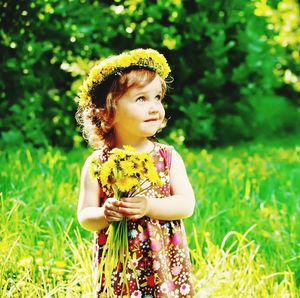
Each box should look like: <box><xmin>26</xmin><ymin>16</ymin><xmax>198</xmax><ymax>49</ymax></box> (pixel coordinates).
<box><xmin>142</xmin><ymin>122</ymin><xmax>161</xmax><ymax>131</ymax></box>
<box><xmin>142</xmin><ymin>128</ymin><xmax>160</xmax><ymax>136</ymax></box>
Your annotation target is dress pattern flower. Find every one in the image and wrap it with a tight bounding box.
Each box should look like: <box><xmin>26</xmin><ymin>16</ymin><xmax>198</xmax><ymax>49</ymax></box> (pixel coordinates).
<box><xmin>93</xmin><ymin>143</ymin><xmax>195</xmax><ymax>297</ymax></box>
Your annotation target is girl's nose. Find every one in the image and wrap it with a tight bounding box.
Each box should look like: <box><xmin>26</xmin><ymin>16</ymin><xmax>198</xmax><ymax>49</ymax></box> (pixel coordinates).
<box><xmin>148</xmin><ymin>101</ymin><xmax>159</xmax><ymax>114</ymax></box>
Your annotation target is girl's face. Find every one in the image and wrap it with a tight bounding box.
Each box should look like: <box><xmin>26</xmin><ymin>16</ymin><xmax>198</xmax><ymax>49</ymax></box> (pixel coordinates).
<box><xmin>113</xmin><ymin>74</ymin><xmax>165</xmax><ymax>141</ymax></box>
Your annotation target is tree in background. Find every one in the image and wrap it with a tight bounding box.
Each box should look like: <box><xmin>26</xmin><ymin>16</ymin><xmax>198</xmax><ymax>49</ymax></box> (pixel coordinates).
<box><xmin>254</xmin><ymin>0</ymin><xmax>300</xmax><ymax>96</ymax></box>
<box><xmin>1</xmin><ymin>0</ymin><xmax>299</xmax><ymax>148</ymax></box>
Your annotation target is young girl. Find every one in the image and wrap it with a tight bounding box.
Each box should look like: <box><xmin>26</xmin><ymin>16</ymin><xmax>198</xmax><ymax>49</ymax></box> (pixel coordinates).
<box><xmin>76</xmin><ymin>48</ymin><xmax>195</xmax><ymax>297</ymax></box>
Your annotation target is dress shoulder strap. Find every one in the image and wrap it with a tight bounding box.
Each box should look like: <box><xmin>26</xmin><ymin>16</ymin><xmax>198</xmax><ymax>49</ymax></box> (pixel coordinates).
<box><xmin>157</xmin><ymin>144</ymin><xmax>173</xmax><ymax>169</ymax></box>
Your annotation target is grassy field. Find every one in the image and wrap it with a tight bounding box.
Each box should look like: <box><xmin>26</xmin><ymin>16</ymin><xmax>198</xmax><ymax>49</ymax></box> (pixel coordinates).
<box><xmin>0</xmin><ymin>137</ymin><xmax>299</xmax><ymax>297</ymax></box>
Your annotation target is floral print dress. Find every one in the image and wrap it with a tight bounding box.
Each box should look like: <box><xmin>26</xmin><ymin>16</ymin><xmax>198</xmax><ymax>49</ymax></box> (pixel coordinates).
<box><xmin>93</xmin><ymin>143</ymin><xmax>195</xmax><ymax>298</ymax></box>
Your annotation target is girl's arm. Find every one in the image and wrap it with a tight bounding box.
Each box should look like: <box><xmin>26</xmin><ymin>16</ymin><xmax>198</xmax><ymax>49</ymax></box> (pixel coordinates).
<box><xmin>146</xmin><ymin>149</ymin><xmax>195</xmax><ymax>220</ymax></box>
<box><xmin>77</xmin><ymin>153</ymin><xmax>123</xmax><ymax>232</ymax></box>
<box><xmin>120</xmin><ymin>149</ymin><xmax>195</xmax><ymax>221</ymax></box>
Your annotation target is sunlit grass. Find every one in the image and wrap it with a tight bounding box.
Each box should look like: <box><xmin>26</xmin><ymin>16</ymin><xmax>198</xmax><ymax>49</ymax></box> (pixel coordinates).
<box><xmin>191</xmin><ymin>225</ymin><xmax>296</xmax><ymax>297</ymax></box>
<box><xmin>0</xmin><ymin>139</ymin><xmax>299</xmax><ymax>297</ymax></box>
<box><xmin>182</xmin><ymin>140</ymin><xmax>300</xmax><ymax>286</ymax></box>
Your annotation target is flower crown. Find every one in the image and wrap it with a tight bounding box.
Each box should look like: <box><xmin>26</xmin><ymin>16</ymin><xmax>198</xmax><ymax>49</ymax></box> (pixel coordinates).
<box><xmin>77</xmin><ymin>48</ymin><xmax>171</xmax><ymax>107</ymax></box>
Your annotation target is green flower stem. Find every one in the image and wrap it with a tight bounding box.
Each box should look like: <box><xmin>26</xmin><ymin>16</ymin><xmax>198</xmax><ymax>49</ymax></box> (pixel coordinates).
<box><xmin>131</xmin><ymin>184</ymin><xmax>153</xmax><ymax>197</ymax></box>
<box><xmin>98</xmin><ymin>191</ymin><xmax>137</xmax><ymax>295</ymax></box>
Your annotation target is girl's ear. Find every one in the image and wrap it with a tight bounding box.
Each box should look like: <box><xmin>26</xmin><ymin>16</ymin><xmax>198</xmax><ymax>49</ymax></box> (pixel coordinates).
<box><xmin>98</xmin><ymin>107</ymin><xmax>116</xmax><ymax>126</ymax></box>
<box><xmin>95</xmin><ymin>108</ymin><xmax>113</xmax><ymax>133</ymax></box>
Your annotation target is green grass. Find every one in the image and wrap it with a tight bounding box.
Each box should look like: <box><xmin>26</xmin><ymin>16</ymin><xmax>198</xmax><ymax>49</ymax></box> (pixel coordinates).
<box><xmin>0</xmin><ymin>137</ymin><xmax>299</xmax><ymax>297</ymax></box>
<box><xmin>182</xmin><ymin>139</ymin><xmax>300</xmax><ymax>283</ymax></box>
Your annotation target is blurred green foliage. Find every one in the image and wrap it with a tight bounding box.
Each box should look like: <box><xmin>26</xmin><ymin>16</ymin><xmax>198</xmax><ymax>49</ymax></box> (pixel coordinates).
<box><xmin>1</xmin><ymin>0</ymin><xmax>299</xmax><ymax>148</ymax></box>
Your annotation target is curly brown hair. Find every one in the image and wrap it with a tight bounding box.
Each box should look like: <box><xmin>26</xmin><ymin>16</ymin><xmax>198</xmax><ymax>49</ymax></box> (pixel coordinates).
<box><xmin>75</xmin><ymin>68</ymin><xmax>168</xmax><ymax>149</ymax></box>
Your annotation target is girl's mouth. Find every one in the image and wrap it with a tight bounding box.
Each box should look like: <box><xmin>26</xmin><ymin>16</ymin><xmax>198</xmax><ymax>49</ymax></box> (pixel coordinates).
<box><xmin>144</xmin><ymin>118</ymin><xmax>159</xmax><ymax>122</ymax></box>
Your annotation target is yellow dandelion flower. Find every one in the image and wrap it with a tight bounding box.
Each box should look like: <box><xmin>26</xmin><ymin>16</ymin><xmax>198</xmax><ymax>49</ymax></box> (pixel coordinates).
<box><xmin>35</xmin><ymin>258</ymin><xmax>43</xmax><ymax>266</ymax></box>
<box><xmin>111</xmin><ymin>148</ymin><xmax>127</xmax><ymax>159</ymax></box>
<box><xmin>148</xmin><ymin>169</ymin><xmax>163</xmax><ymax>186</ymax></box>
<box><xmin>115</xmin><ymin>176</ymin><xmax>134</xmax><ymax>193</ymax></box>
<box><xmin>120</xmin><ymin>55</ymin><xmax>132</xmax><ymax>67</ymax></box>
<box><xmin>123</xmin><ymin>145</ymin><xmax>137</xmax><ymax>153</ymax></box>
<box><xmin>120</xmin><ymin>179</ymin><xmax>131</xmax><ymax>190</ymax></box>
<box><xmin>132</xmin><ymin>156</ymin><xmax>144</xmax><ymax>169</ymax></box>
<box><xmin>92</xmin><ymin>144</ymin><xmax>164</xmax><ymax>296</ymax></box>
<box><xmin>144</xmin><ymin>159</ymin><xmax>156</xmax><ymax>172</ymax></box>
<box><xmin>90</xmin><ymin>66</ymin><xmax>102</xmax><ymax>81</ymax></box>
<box><xmin>120</xmin><ymin>160</ymin><xmax>135</xmax><ymax>175</ymax></box>
<box><xmin>37</xmin><ymin>240</ymin><xmax>44</xmax><ymax>247</ymax></box>
<box><xmin>100</xmin><ymin>160</ymin><xmax>114</xmax><ymax>186</ymax></box>
<box><xmin>138</xmin><ymin>152</ymin><xmax>151</xmax><ymax>163</ymax></box>
<box><xmin>55</xmin><ymin>260</ymin><xmax>66</xmax><ymax>268</ymax></box>
<box><xmin>77</xmin><ymin>48</ymin><xmax>171</xmax><ymax>107</ymax></box>
<box><xmin>132</xmin><ymin>163</ymin><xmax>145</xmax><ymax>178</ymax></box>
<box><xmin>90</xmin><ymin>145</ymin><xmax>162</xmax><ymax>197</ymax></box>
<box><xmin>51</xmin><ymin>268</ymin><xmax>65</xmax><ymax>276</ymax></box>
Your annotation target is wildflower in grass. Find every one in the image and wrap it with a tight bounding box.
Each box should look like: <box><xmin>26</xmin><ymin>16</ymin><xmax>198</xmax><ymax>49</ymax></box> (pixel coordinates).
<box><xmin>90</xmin><ymin>145</ymin><xmax>163</xmax><ymax>295</ymax></box>
<box><xmin>51</xmin><ymin>268</ymin><xmax>65</xmax><ymax>276</ymax></box>
<box><xmin>54</xmin><ymin>260</ymin><xmax>66</xmax><ymax>268</ymax></box>
<box><xmin>37</xmin><ymin>241</ymin><xmax>44</xmax><ymax>247</ymax></box>
<box><xmin>35</xmin><ymin>258</ymin><xmax>43</xmax><ymax>266</ymax></box>
<box><xmin>18</xmin><ymin>256</ymin><xmax>33</xmax><ymax>267</ymax></box>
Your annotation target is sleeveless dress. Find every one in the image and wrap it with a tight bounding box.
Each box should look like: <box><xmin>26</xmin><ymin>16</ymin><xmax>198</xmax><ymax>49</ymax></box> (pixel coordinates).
<box><xmin>93</xmin><ymin>143</ymin><xmax>195</xmax><ymax>298</ymax></box>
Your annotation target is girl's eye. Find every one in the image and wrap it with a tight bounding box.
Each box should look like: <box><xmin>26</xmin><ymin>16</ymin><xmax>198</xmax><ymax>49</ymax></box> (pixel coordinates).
<box><xmin>136</xmin><ymin>96</ymin><xmax>145</xmax><ymax>102</ymax></box>
<box><xmin>155</xmin><ymin>95</ymin><xmax>162</xmax><ymax>101</ymax></box>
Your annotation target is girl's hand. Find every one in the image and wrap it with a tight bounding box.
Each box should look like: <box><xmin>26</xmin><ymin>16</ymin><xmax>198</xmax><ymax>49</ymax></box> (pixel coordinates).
<box><xmin>119</xmin><ymin>195</ymin><xmax>149</xmax><ymax>220</ymax></box>
<box><xmin>103</xmin><ymin>197</ymin><xmax>124</xmax><ymax>223</ymax></box>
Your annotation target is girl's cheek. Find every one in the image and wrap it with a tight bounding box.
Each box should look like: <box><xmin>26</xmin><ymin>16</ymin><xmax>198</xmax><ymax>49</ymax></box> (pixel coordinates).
<box><xmin>160</xmin><ymin>105</ymin><xmax>165</xmax><ymax>116</ymax></box>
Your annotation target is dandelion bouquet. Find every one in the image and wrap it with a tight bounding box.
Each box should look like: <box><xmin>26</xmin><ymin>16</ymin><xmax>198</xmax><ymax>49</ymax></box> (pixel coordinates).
<box><xmin>90</xmin><ymin>145</ymin><xmax>163</xmax><ymax>295</ymax></box>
